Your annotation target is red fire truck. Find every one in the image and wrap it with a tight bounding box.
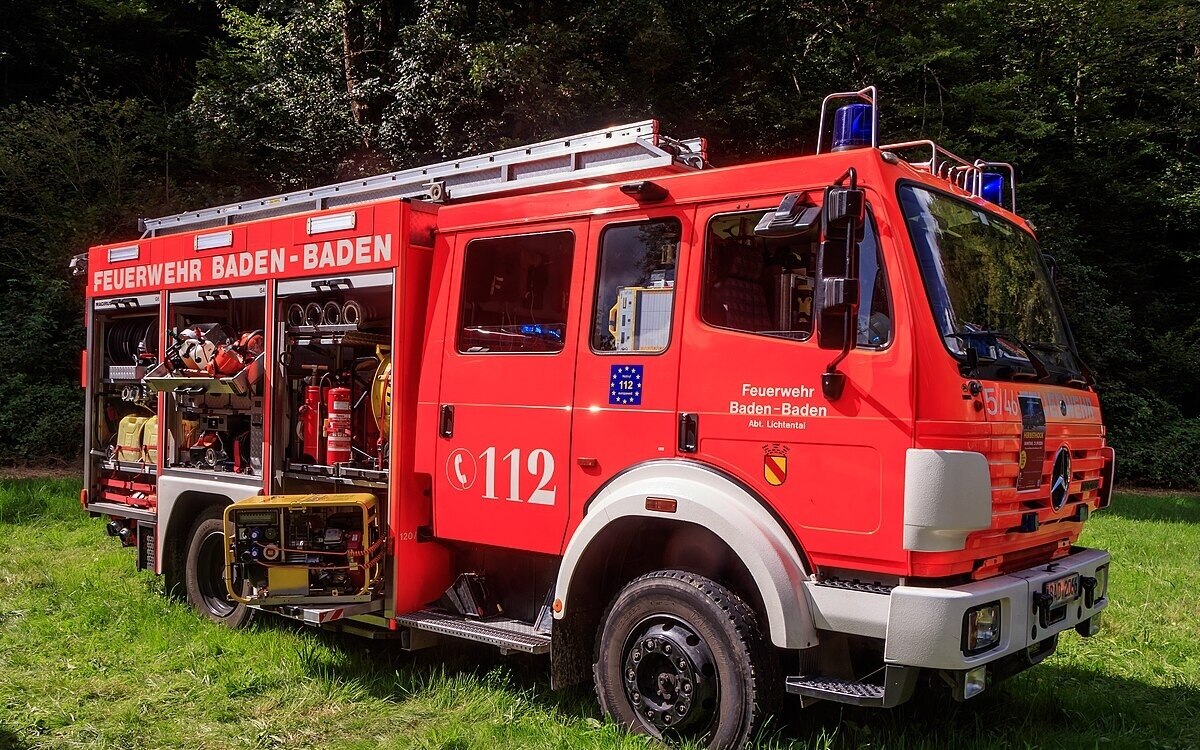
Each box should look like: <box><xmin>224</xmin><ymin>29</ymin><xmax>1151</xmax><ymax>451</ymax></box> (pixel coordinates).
<box><xmin>74</xmin><ymin>87</ymin><xmax>1113</xmax><ymax>747</ymax></box>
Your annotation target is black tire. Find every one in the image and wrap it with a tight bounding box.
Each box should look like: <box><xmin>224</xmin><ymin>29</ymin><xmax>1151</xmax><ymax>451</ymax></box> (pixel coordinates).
<box><xmin>594</xmin><ymin>570</ymin><xmax>778</xmax><ymax>749</ymax></box>
<box><xmin>184</xmin><ymin>506</ymin><xmax>254</xmax><ymax>628</ymax></box>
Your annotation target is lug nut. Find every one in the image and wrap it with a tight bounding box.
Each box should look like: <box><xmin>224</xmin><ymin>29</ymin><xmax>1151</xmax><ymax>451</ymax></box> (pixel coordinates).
<box><xmin>626</xmin><ymin>668</ymin><xmax>636</xmax><ymax>682</ymax></box>
<box><xmin>645</xmin><ymin>638</ymin><xmax>656</xmax><ymax>651</ymax></box>
<box><xmin>645</xmin><ymin>710</ymin><xmax>655</xmax><ymax>721</ymax></box>
<box><xmin>678</xmin><ymin>658</ymin><xmax>687</xmax><ymax>670</ymax></box>
<box><xmin>681</xmin><ymin>681</ymin><xmax>692</xmax><ymax>694</ymax></box>
<box><xmin>663</xmin><ymin>643</ymin><xmax>672</xmax><ymax>654</ymax></box>
<box><xmin>631</xmin><ymin>691</ymin><xmax>641</xmax><ymax>703</ymax></box>
<box><xmin>632</xmin><ymin>649</ymin><xmax>642</xmax><ymax>663</ymax></box>
<box><xmin>677</xmin><ymin>703</ymin><xmax>688</xmax><ymax>715</ymax></box>
<box><xmin>662</xmin><ymin>713</ymin><xmax>672</xmax><ymax>724</ymax></box>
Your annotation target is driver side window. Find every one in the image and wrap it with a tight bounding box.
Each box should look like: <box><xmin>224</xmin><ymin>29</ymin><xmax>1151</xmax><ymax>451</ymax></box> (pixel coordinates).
<box><xmin>855</xmin><ymin>216</ymin><xmax>892</xmax><ymax>348</ymax></box>
<box><xmin>701</xmin><ymin>209</ymin><xmax>892</xmax><ymax>347</ymax></box>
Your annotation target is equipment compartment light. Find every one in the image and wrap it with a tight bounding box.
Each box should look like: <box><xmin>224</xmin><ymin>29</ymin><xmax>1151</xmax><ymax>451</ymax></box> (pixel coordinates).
<box><xmin>195</xmin><ymin>230</ymin><xmax>234</xmax><ymax>251</ymax></box>
<box><xmin>962</xmin><ymin>601</ymin><xmax>1002</xmax><ymax>655</ymax></box>
<box><xmin>306</xmin><ymin>211</ymin><xmax>357</xmax><ymax>235</ymax></box>
<box><xmin>107</xmin><ymin>244</ymin><xmax>140</xmax><ymax>263</ymax></box>
<box><xmin>832</xmin><ymin>103</ymin><xmax>873</xmax><ymax>151</ymax></box>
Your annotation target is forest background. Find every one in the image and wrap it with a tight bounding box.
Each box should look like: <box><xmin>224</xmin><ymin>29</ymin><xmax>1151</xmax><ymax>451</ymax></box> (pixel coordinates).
<box><xmin>1</xmin><ymin>0</ymin><xmax>1197</xmax><ymax>486</ymax></box>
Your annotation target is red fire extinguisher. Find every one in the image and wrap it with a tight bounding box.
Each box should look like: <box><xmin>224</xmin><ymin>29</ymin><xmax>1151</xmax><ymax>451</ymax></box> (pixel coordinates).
<box><xmin>297</xmin><ymin>383</ymin><xmax>326</xmax><ymax>464</ymax></box>
<box><xmin>324</xmin><ymin>385</ymin><xmax>352</xmax><ymax>465</ymax></box>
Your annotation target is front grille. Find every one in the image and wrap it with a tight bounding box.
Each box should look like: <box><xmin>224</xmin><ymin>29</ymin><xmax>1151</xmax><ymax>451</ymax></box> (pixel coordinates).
<box><xmin>983</xmin><ymin>422</ymin><xmax>1106</xmax><ymax>526</ymax></box>
<box><xmin>914</xmin><ymin>421</ymin><xmax>1106</xmax><ymax>520</ymax></box>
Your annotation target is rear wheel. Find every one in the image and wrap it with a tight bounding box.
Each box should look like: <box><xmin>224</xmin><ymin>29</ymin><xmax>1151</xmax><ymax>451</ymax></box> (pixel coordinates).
<box><xmin>594</xmin><ymin>570</ymin><xmax>777</xmax><ymax>749</ymax></box>
<box><xmin>184</xmin><ymin>506</ymin><xmax>254</xmax><ymax>627</ymax></box>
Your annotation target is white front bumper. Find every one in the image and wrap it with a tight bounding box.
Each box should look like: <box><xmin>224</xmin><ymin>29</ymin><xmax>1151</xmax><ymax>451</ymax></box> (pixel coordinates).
<box><xmin>883</xmin><ymin>547</ymin><xmax>1110</xmax><ymax>670</ymax></box>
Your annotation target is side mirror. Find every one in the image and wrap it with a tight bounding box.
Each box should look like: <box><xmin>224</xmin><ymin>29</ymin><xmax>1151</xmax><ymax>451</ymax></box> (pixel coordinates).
<box><xmin>814</xmin><ymin>183</ymin><xmax>865</xmax><ymax>352</ymax></box>
<box><xmin>1043</xmin><ymin>253</ymin><xmax>1058</xmax><ymax>283</ymax></box>
<box><xmin>753</xmin><ymin>193</ymin><xmax>821</xmax><ymax>238</ymax></box>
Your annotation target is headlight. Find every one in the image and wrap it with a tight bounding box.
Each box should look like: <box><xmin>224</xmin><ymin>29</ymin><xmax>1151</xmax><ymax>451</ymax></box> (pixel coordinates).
<box><xmin>962</xmin><ymin>601</ymin><xmax>1002</xmax><ymax>655</ymax></box>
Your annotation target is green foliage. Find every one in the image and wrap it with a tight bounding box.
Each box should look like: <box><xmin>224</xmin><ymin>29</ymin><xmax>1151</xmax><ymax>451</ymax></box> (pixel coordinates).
<box><xmin>190</xmin><ymin>0</ymin><xmax>359</xmax><ymax>187</ymax></box>
<box><xmin>0</xmin><ymin>0</ymin><xmax>1197</xmax><ymax>485</ymax></box>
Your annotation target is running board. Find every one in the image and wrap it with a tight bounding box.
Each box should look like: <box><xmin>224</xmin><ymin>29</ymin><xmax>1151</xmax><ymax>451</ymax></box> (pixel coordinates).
<box><xmin>396</xmin><ymin>608</ymin><xmax>551</xmax><ymax>654</ymax></box>
<box><xmin>267</xmin><ymin>599</ymin><xmax>383</xmax><ymax>625</ymax></box>
<box><xmin>786</xmin><ymin>665</ymin><xmax>918</xmax><ymax>708</ymax></box>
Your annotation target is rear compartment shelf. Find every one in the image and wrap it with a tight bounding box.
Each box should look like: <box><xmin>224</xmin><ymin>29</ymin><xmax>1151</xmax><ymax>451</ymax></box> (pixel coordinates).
<box><xmin>285</xmin><ymin>325</ymin><xmax>390</xmax><ymax>348</ymax></box>
<box><xmin>284</xmin><ymin>462</ymin><xmax>389</xmax><ymax>489</ymax></box>
<box><xmin>94</xmin><ymin>455</ymin><xmax>157</xmax><ymax>476</ymax></box>
<box><xmin>144</xmin><ymin>352</ymin><xmax>265</xmax><ymax>396</ymax></box>
<box><xmin>268</xmin><ymin>599</ymin><xmax>383</xmax><ymax>625</ymax></box>
<box><xmin>86</xmin><ymin>501</ymin><xmax>157</xmax><ymax>524</ymax></box>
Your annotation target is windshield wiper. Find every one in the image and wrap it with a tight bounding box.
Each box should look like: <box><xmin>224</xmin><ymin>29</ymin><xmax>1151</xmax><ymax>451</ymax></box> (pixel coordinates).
<box><xmin>994</xmin><ymin>333</ymin><xmax>1051</xmax><ymax>381</ymax></box>
<box><xmin>1027</xmin><ymin>341</ymin><xmax>1093</xmax><ymax>386</ymax></box>
<box><xmin>947</xmin><ymin>330</ymin><xmax>1050</xmax><ymax>382</ymax></box>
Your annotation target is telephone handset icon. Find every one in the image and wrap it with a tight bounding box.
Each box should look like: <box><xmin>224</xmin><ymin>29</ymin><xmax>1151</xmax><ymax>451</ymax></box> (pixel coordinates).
<box><xmin>446</xmin><ymin>448</ymin><xmax>476</xmax><ymax>491</ymax></box>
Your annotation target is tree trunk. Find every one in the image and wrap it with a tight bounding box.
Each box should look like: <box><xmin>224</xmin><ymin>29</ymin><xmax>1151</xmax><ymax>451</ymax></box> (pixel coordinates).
<box><xmin>342</xmin><ymin>0</ymin><xmax>401</xmax><ymax>153</ymax></box>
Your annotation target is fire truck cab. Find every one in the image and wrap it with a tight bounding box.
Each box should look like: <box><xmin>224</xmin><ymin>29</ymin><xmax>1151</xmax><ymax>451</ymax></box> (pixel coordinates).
<box><xmin>77</xmin><ymin>88</ymin><xmax>1113</xmax><ymax>748</ymax></box>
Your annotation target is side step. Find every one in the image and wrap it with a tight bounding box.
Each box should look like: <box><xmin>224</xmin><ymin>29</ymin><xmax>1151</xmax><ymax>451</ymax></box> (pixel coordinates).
<box><xmin>786</xmin><ymin>665</ymin><xmax>918</xmax><ymax>708</ymax></box>
<box><xmin>787</xmin><ymin>676</ymin><xmax>886</xmax><ymax>706</ymax></box>
<box><xmin>396</xmin><ymin>608</ymin><xmax>551</xmax><ymax>655</ymax></box>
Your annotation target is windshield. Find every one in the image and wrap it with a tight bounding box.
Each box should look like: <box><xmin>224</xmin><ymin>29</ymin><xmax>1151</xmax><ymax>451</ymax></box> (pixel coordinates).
<box><xmin>900</xmin><ymin>185</ymin><xmax>1086</xmax><ymax>384</ymax></box>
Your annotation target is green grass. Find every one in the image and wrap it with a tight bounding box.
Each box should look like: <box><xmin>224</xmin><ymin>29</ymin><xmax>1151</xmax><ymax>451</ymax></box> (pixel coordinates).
<box><xmin>0</xmin><ymin>479</ymin><xmax>1197</xmax><ymax>749</ymax></box>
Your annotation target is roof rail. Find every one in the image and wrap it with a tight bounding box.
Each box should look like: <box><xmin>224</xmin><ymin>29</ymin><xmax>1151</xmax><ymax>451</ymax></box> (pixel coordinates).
<box><xmin>881</xmin><ymin>139</ymin><xmax>1017</xmax><ymax>213</ymax></box>
<box><xmin>140</xmin><ymin>121</ymin><xmax>708</xmax><ymax>237</ymax></box>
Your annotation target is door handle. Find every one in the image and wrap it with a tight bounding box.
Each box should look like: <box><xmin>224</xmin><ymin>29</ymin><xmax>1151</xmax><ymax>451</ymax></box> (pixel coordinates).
<box><xmin>678</xmin><ymin>412</ymin><xmax>698</xmax><ymax>453</ymax></box>
<box><xmin>439</xmin><ymin>404</ymin><xmax>455</xmax><ymax>438</ymax></box>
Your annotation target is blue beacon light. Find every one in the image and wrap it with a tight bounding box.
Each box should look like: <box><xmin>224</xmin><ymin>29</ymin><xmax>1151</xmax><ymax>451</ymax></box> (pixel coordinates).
<box><xmin>980</xmin><ymin>172</ymin><xmax>1006</xmax><ymax>206</ymax></box>
<box><xmin>831</xmin><ymin>103</ymin><xmax>873</xmax><ymax>151</ymax></box>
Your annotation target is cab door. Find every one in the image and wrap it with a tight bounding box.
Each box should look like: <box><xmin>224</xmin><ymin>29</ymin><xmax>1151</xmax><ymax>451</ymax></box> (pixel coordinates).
<box><xmin>433</xmin><ymin>222</ymin><xmax>586</xmax><ymax>555</ymax></box>
<box><xmin>675</xmin><ymin>195</ymin><xmax>914</xmax><ymax>572</ymax></box>
<box><xmin>566</xmin><ymin>209</ymin><xmax>693</xmax><ymax>544</ymax></box>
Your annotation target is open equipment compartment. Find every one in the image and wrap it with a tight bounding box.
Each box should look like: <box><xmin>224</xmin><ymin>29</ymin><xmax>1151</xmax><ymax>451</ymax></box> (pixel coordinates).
<box><xmin>86</xmin><ymin>293</ymin><xmax>162</xmax><ymax>520</ymax></box>
<box><xmin>273</xmin><ymin>271</ymin><xmax>394</xmax><ymax>492</ymax></box>
<box><xmin>153</xmin><ymin>284</ymin><xmax>266</xmax><ymax>477</ymax></box>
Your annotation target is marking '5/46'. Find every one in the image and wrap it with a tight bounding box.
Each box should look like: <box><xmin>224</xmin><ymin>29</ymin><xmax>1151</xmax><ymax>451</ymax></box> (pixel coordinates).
<box><xmin>446</xmin><ymin>446</ymin><xmax>557</xmax><ymax>505</ymax></box>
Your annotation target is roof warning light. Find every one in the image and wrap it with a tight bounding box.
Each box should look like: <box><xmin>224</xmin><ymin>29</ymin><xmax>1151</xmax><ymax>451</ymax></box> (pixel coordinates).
<box><xmin>832</xmin><ymin>103</ymin><xmax>874</xmax><ymax>152</ymax></box>
<box><xmin>980</xmin><ymin>172</ymin><xmax>1006</xmax><ymax>205</ymax></box>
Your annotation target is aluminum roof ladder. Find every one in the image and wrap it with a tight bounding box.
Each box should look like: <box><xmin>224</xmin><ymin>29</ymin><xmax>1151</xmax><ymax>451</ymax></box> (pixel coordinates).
<box><xmin>141</xmin><ymin>121</ymin><xmax>708</xmax><ymax>237</ymax></box>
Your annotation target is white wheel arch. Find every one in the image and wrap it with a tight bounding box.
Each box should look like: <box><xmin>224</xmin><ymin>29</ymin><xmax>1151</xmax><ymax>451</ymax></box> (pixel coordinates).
<box><xmin>554</xmin><ymin>460</ymin><xmax>818</xmax><ymax>649</ymax></box>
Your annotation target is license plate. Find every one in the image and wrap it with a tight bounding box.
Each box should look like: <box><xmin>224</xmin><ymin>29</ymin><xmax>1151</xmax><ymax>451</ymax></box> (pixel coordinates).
<box><xmin>1043</xmin><ymin>573</ymin><xmax>1081</xmax><ymax>608</ymax></box>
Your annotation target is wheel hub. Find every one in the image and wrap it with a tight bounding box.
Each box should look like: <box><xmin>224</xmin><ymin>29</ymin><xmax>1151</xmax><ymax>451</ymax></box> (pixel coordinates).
<box><xmin>622</xmin><ymin>617</ymin><xmax>718</xmax><ymax>735</ymax></box>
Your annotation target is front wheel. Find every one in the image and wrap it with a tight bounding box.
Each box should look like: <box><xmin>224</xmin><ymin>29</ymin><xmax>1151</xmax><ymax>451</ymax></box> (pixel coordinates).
<box><xmin>594</xmin><ymin>570</ymin><xmax>777</xmax><ymax>749</ymax></box>
<box><xmin>184</xmin><ymin>506</ymin><xmax>254</xmax><ymax>627</ymax></box>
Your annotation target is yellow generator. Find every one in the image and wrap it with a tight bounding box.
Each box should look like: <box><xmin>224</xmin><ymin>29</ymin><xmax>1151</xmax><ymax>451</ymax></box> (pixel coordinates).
<box><xmin>223</xmin><ymin>493</ymin><xmax>383</xmax><ymax>605</ymax></box>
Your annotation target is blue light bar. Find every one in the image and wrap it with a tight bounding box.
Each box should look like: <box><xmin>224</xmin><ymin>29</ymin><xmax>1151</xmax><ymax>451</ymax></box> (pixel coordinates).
<box><xmin>831</xmin><ymin>103</ymin><xmax>873</xmax><ymax>151</ymax></box>
<box><xmin>981</xmin><ymin>172</ymin><xmax>1005</xmax><ymax>205</ymax></box>
<box><xmin>519</xmin><ymin>323</ymin><xmax>562</xmax><ymax>341</ymax></box>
